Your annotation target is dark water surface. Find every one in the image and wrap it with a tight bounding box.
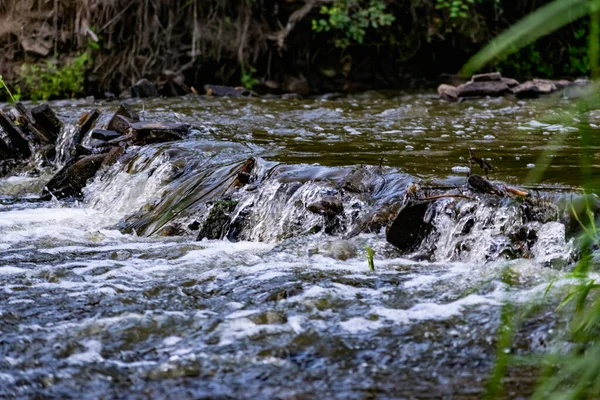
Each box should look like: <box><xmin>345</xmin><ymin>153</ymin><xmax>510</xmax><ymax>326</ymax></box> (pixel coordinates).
<box><xmin>0</xmin><ymin>92</ymin><xmax>594</xmax><ymax>399</ymax></box>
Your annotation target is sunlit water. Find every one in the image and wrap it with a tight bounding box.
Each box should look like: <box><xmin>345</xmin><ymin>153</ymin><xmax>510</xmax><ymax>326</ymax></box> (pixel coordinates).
<box><xmin>1</xmin><ymin>93</ymin><xmax>597</xmax><ymax>398</ymax></box>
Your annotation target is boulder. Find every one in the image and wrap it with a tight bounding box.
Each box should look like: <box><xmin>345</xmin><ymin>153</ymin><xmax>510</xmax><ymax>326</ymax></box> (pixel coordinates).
<box><xmin>458</xmin><ymin>81</ymin><xmax>511</xmax><ymax>98</ymax></box>
<box><xmin>512</xmin><ymin>81</ymin><xmax>543</xmax><ymax>99</ymax></box>
<box><xmin>386</xmin><ymin>200</ymin><xmax>435</xmax><ymax>253</ymax></box>
<box><xmin>471</xmin><ymin>72</ymin><xmax>502</xmax><ymax>82</ymax></box>
<box><xmin>131</xmin><ymin>79</ymin><xmax>159</xmax><ymax>98</ymax></box>
<box><xmin>533</xmin><ymin>78</ymin><xmax>571</xmax><ymax>90</ymax></box>
<box><xmin>130</xmin><ymin>122</ymin><xmax>190</xmax><ymax>145</ymax></box>
<box><xmin>437</xmin><ymin>84</ymin><xmax>459</xmax><ymax>102</ymax></box>
<box><xmin>41</xmin><ymin>153</ymin><xmax>108</xmax><ymax>200</ymax></box>
<box><xmin>196</xmin><ymin>200</ymin><xmax>239</xmax><ymax>241</ymax></box>
<box><xmin>501</xmin><ymin>77</ymin><xmax>520</xmax><ymax>88</ymax></box>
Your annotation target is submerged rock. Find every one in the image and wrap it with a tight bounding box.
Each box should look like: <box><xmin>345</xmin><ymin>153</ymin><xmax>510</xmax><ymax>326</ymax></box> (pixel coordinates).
<box><xmin>197</xmin><ymin>200</ymin><xmax>239</xmax><ymax>241</ymax></box>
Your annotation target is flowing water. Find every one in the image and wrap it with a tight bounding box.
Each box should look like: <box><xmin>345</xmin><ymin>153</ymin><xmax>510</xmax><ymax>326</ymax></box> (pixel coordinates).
<box><xmin>1</xmin><ymin>92</ymin><xmax>598</xmax><ymax>399</ymax></box>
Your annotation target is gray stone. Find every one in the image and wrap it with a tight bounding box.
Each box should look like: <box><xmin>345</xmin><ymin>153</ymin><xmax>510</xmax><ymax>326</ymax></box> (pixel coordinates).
<box><xmin>132</xmin><ymin>79</ymin><xmax>159</xmax><ymax>98</ymax></box>
<box><xmin>458</xmin><ymin>81</ymin><xmax>510</xmax><ymax>98</ymax></box>
<box><xmin>471</xmin><ymin>72</ymin><xmax>502</xmax><ymax>82</ymax></box>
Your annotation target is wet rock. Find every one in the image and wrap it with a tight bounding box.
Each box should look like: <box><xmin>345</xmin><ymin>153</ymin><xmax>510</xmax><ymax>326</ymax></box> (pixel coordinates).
<box><xmin>130</xmin><ymin>122</ymin><xmax>190</xmax><ymax>145</ymax></box>
<box><xmin>0</xmin><ymin>137</ymin><xmax>12</xmax><ymax>160</ymax></box>
<box><xmin>91</xmin><ymin>129</ymin><xmax>122</xmax><ymax>141</ymax></box>
<box><xmin>187</xmin><ymin>220</ymin><xmax>201</xmax><ymax>231</ymax></box>
<box><xmin>157</xmin><ymin>224</ymin><xmax>186</xmax><ymax>237</ymax></box>
<box><xmin>437</xmin><ymin>84</ymin><xmax>459</xmax><ymax>102</ymax></box>
<box><xmin>41</xmin><ymin>153</ymin><xmax>108</xmax><ymax>200</ymax></box>
<box><xmin>74</xmin><ymin>144</ymin><xmax>93</xmax><ymax>156</ymax></box>
<box><xmin>107</xmin><ymin>115</ymin><xmax>132</xmax><ymax>135</ymax></box>
<box><xmin>342</xmin><ymin>166</ymin><xmax>384</xmax><ymax>194</ymax></box>
<box><xmin>131</xmin><ymin>78</ymin><xmax>159</xmax><ymax>98</ymax></box>
<box><xmin>512</xmin><ymin>82</ymin><xmax>543</xmax><ymax>99</ymax></box>
<box><xmin>237</xmin><ymin>172</ymin><xmax>253</xmax><ymax>185</ymax></box>
<box><xmin>196</xmin><ymin>200</ymin><xmax>239</xmax><ymax>241</ymax></box>
<box><xmin>14</xmin><ymin>102</ymin><xmax>51</xmax><ymax>145</ymax></box>
<box><xmin>101</xmin><ymin>146</ymin><xmax>125</xmax><ymax>168</ymax></box>
<box><xmin>534</xmin><ymin>78</ymin><xmax>571</xmax><ymax>90</ymax></box>
<box><xmin>27</xmin><ymin>103</ymin><xmax>61</xmax><ymax>144</ymax></box>
<box><xmin>458</xmin><ymin>81</ymin><xmax>511</xmax><ymax>98</ymax></box>
<box><xmin>307</xmin><ymin>197</ymin><xmax>344</xmax><ymax>217</ymax></box>
<box><xmin>471</xmin><ymin>72</ymin><xmax>502</xmax><ymax>82</ymax></box>
<box><xmin>204</xmin><ymin>85</ymin><xmax>257</xmax><ymax>97</ymax></box>
<box><xmin>107</xmin><ymin>103</ymin><xmax>139</xmax><ymax>134</ymax></box>
<box><xmin>0</xmin><ymin>110</ymin><xmax>31</xmax><ymax>158</ymax></box>
<box><xmin>75</xmin><ymin>109</ymin><xmax>101</xmax><ymax>145</ymax></box>
<box><xmin>386</xmin><ymin>201</ymin><xmax>435</xmax><ymax>253</ymax></box>
<box><xmin>501</xmin><ymin>77</ymin><xmax>520</xmax><ymax>88</ymax></box>
<box><xmin>320</xmin><ymin>239</ymin><xmax>357</xmax><ymax>261</ymax></box>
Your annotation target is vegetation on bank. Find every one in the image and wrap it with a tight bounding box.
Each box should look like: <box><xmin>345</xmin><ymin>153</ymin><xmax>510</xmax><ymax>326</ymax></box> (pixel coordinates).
<box><xmin>0</xmin><ymin>0</ymin><xmax>595</xmax><ymax>101</ymax></box>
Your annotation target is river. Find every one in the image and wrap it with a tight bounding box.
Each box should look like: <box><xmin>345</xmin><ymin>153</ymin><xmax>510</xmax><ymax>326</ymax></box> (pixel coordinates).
<box><xmin>0</xmin><ymin>92</ymin><xmax>595</xmax><ymax>399</ymax></box>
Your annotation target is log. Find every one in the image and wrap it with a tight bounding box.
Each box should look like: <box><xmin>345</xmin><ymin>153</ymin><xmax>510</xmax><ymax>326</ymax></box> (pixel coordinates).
<box><xmin>468</xmin><ymin>174</ymin><xmax>504</xmax><ymax>196</ymax></box>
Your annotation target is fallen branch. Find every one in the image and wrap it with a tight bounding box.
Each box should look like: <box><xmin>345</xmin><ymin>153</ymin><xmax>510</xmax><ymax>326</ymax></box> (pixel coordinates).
<box><xmin>421</xmin><ymin>194</ymin><xmax>475</xmax><ymax>201</ymax></box>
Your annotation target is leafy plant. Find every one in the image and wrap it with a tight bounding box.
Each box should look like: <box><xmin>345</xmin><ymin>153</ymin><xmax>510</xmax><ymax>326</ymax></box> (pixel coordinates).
<box><xmin>435</xmin><ymin>0</ymin><xmax>475</xmax><ymax>19</ymax></box>
<box><xmin>240</xmin><ymin>64</ymin><xmax>260</xmax><ymax>90</ymax></box>
<box><xmin>18</xmin><ymin>52</ymin><xmax>90</xmax><ymax>101</ymax></box>
<box><xmin>311</xmin><ymin>0</ymin><xmax>395</xmax><ymax>48</ymax></box>
<box><xmin>365</xmin><ymin>245</ymin><xmax>375</xmax><ymax>271</ymax></box>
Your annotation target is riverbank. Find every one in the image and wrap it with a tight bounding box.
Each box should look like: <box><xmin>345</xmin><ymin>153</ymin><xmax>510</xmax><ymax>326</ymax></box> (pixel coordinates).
<box><xmin>0</xmin><ymin>0</ymin><xmax>592</xmax><ymax>101</ymax></box>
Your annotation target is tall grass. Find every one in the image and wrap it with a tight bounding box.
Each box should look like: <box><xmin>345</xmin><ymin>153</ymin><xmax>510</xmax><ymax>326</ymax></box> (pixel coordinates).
<box><xmin>463</xmin><ymin>1</ymin><xmax>600</xmax><ymax>398</ymax></box>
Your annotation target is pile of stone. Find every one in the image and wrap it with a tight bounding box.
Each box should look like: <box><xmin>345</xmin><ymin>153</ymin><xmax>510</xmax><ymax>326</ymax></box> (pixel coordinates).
<box><xmin>0</xmin><ymin>101</ymin><xmax>190</xmax><ymax>200</ymax></box>
<box><xmin>438</xmin><ymin>72</ymin><xmax>589</xmax><ymax>101</ymax></box>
